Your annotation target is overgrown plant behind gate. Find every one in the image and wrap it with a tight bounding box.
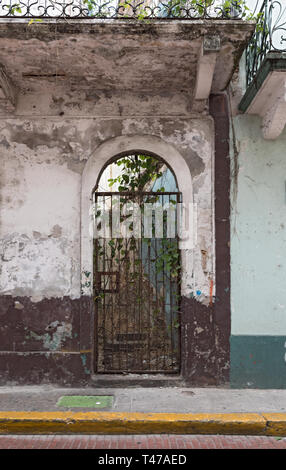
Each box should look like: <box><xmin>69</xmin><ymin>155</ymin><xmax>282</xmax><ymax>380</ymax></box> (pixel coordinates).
<box><xmin>93</xmin><ymin>154</ymin><xmax>182</xmax><ymax>373</ymax></box>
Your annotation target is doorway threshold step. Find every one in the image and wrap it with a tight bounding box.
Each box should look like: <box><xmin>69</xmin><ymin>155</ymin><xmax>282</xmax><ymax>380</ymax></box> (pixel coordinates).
<box><xmin>90</xmin><ymin>374</ymin><xmax>186</xmax><ymax>388</ymax></box>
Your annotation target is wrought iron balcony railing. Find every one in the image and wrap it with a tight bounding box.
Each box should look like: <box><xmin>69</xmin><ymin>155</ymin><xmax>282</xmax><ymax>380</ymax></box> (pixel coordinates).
<box><xmin>0</xmin><ymin>0</ymin><xmax>258</xmax><ymax>20</ymax></box>
<box><xmin>246</xmin><ymin>0</ymin><xmax>286</xmax><ymax>86</ymax></box>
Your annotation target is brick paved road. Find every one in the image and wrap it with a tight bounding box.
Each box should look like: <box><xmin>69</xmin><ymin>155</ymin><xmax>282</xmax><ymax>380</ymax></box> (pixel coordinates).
<box><xmin>0</xmin><ymin>435</ymin><xmax>286</xmax><ymax>449</ymax></box>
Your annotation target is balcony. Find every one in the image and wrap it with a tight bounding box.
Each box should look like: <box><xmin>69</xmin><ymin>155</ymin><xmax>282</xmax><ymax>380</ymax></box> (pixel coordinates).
<box><xmin>239</xmin><ymin>0</ymin><xmax>286</xmax><ymax>139</ymax></box>
<box><xmin>0</xmin><ymin>1</ymin><xmax>256</xmax><ymax>115</ymax></box>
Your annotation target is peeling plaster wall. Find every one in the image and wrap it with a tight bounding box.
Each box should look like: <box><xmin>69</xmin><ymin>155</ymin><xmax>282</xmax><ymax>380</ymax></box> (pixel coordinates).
<box><xmin>0</xmin><ymin>97</ymin><xmax>217</xmax><ymax>384</ymax></box>
<box><xmin>0</xmin><ymin>122</ymin><xmax>82</xmax><ymax>300</ymax></box>
<box><xmin>0</xmin><ymin>18</ymin><xmax>229</xmax><ymax>383</ymax></box>
<box><xmin>229</xmin><ymin>63</ymin><xmax>286</xmax><ymax>388</ymax></box>
<box><xmin>0</xmin><ymin>115</ymin><xmax>214</xmax><ymax>303</ymax></box>
<box><xmin>0</xmin><ymin>18</ymin><xmax>256</xmax><ymax>385</ymax></box>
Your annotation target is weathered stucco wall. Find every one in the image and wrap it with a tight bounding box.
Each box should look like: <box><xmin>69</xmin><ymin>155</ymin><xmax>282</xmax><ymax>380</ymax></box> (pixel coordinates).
<box><xmin>0</xmin><ymin>115</ymin><xmax>214</xmax><ymax>300</ymax></box>
<box><xmin>0</xmin><ymin>20</ymin><xmax>248</xmax><ymax>385</ymax></box>
<box><xmin>230</xmin><ymin>65</ymin><xmax>286</xmax><ymax>388</ymax></box>
<box><xmin>0</xmin><ymin>99</ymin><xmax>218</xmax><ymax>384</ymax></box>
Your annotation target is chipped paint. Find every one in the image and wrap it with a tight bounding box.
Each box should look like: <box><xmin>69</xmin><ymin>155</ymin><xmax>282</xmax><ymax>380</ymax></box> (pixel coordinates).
<box><xmin>0</xmin><ymin>20</ymin><xmax>241</xmax><ymax>385</ymax></box>
<box><xmin>28</xmin><ymin>321</ymin><xmax>73</xmax><ymax>351</ymax></box>
<box><xmin>0</xmin><ymin>117</ymin><xmax>215</xmax><ymax>303</ymax></box>
<box><xmin>80</xmin><ymin>354</ymin><xmax>91</xmax><ymax>375</ymax></box>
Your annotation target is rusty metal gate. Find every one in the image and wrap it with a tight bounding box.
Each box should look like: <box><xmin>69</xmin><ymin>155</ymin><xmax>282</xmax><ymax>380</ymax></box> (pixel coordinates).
<box><xmin>93</xmin><ymin>191</ymin><xmax>181</xmax><ymax>373</ymax></box>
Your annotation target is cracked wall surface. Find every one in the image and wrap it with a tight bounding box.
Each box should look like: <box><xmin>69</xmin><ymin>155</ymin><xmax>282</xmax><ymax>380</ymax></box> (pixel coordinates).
<box><xmin>0</xmin><ymin>116</ymin><xmax>214</xmax><ymax>302</ymax></box>
<box><xmin>0</xmin><ymin>21</ymin><xmax>240</xmax><ymax>385</ymax></box>
<box><xmin>0</xmin><ymin>112</ymin><xmax>218</xmax><ymax>385</ymax></box>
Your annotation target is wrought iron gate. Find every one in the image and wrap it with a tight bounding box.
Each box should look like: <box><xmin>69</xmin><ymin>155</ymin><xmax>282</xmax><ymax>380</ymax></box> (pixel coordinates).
<box><xmin>93</xmin><ymin>191</ymin><xmax>181</xmax><ymax>373</ymax></box>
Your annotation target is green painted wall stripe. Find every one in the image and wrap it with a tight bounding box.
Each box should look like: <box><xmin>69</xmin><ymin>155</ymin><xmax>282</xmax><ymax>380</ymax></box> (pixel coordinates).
<box><xmin>231</xmin><ymin>336</ymin><xmax>286</xmax><ymax>389</ymax></box>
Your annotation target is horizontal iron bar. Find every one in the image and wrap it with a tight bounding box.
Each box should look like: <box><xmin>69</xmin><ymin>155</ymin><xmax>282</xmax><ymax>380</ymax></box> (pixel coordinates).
<box><xmin>97</xmin><ymin>370</ymin><xmax>180</xmax><ymax>374</ymax></box>
<box><xmin>0</xmin><ymin>16</ymin><xmax>245</xmax><ymax>20</ymax></box>
<box><xmin>94</xmin><ymin>191</ymin><xmax>181</xmax><ymax>196</ymax></box>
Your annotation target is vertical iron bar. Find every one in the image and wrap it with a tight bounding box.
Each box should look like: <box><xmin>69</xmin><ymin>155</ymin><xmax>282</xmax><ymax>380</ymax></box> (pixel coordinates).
<box><xmin>103</xmin><ymin>195</ymin><xmax>107</xmax><ymax>371</ymax></box>
<box><xmin>162</xmin><ymin>193</ymin><xmax>167</xmax><ymax>371</ymax></box>
<box><xmin>116</xmin><ymin>196</ymin><xmax>122</xmax><ymax>371</ymax></box>
<box><xmin>147</xmin><ymin>201</ymin><xmax>151</xmax><ymax>371</ymax></box>
<box><xmin>110</xmin><ymin>195</ymin><xmax>115</xmax><ymax>370</ymax></box>
<box><xmin>139</xmin><ymin>194</ymin><xmax>143</xmax><ymax>370</ymax></box>
<box><xmin>125</xmin><ymin>195</ymin><xmax>129</xmax><ymax>370</ymax></box>
<box><xmin>176</xmin><ymin>192</ymin><xmax>181</xmax><ymax>371</ymax></box>
<box><xmin>169</xmin><ymin>194</ymin><xmax>174</xmax><ymax>370</ymax></box>
<box><xmin>94</xmin><ymin>192</ymin><xmax>99</xmax><ymax>373</ymax></box>
<box><xmin>154</xmin><ymin>213</ymin><xmax>159</xmax><ymax>371</ymax></box>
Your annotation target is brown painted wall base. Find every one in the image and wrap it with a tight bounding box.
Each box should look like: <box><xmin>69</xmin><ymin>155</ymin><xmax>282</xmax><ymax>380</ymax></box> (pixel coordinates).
<box><xmin>0</xmin><ymin>352</ymin><xmax>91</xmax><ymax>386</ymax></box>
<box><xmin>0</xmin><ymin>295</ymin><xmax>93</xmax><ymax>385</ymax></box>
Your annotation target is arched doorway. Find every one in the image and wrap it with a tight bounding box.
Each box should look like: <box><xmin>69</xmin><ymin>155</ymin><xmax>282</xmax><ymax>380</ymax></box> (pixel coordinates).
<box><xmin>92</xmin><ymin>152</ymin><xmax>181</xmax><ymax>373</ymax></box>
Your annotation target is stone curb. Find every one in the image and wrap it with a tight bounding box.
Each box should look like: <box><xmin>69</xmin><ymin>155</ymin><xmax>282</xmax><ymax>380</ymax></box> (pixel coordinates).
<box><xmin>0</xmin><ymin>412</ymin><xmax>285</xmax><ymax>435</ymax></box>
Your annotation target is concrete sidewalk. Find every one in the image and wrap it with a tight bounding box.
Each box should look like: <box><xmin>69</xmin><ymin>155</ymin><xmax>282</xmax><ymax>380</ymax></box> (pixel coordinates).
<box><xmin>0</xmin><ymin>385</ymin><xmax>286</xmax><ymax>435</ymax></box>
<box><xmin>1</xmin><ymin>386</ymin><xmax>286</xmax><ymax>413</ymax></box>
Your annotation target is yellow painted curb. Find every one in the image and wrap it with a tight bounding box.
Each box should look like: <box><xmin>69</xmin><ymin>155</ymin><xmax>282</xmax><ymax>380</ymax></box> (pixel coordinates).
<box><xmin>262</xmin><ymin>413</ymin><xmax>286</xmax><ymax>436</ymax></box>
<box><xmin>0</xmin><ymin>412</ymin><xmax>267</xmax><ymax>435</ymax></box>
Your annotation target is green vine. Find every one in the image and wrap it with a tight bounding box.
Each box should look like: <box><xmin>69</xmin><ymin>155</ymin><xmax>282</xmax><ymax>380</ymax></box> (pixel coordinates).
<box><xmin>108</xmin><ymin>154</ymin><xmax>165</xmax><ymax>193</ymax></box>
<box><xmin>155</xmin><ymin>239</ymin><xmax>181</xmax><ymax>279</ymax></box>
<box><xmin>95</xmin><ymin>154</ymin><xmax>181</xmax><ymax>285</ymax></box>
<box><xmin>82</xmin><ymin>0</ymin><xmax>262</xmax><ymax>23</ymax></box>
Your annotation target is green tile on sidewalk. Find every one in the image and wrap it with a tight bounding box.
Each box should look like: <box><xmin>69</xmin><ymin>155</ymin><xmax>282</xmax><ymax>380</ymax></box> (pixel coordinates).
<box><xmin>57</xmin><ymin>395</ymin><xmax>113</xmax><ymax>408</ymax></box>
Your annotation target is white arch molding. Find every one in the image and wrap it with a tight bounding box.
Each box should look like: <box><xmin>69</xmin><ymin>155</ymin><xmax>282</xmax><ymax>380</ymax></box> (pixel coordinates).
<box><xmin>80</xmin><ymin>134</ymin><xmax>195</xmax><ymax>297</ymax></box>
